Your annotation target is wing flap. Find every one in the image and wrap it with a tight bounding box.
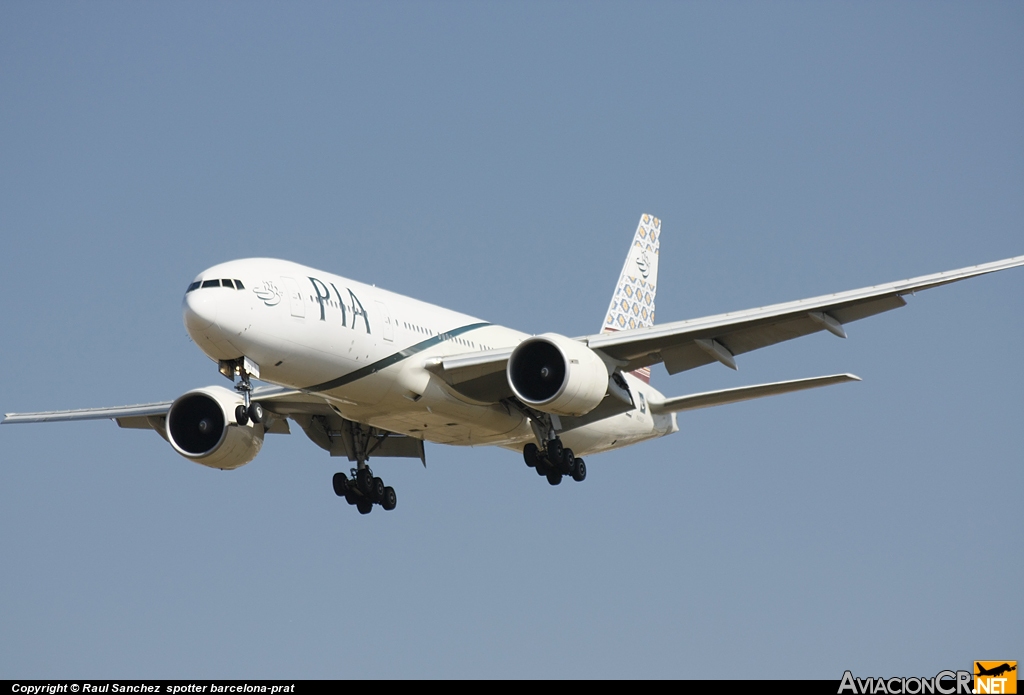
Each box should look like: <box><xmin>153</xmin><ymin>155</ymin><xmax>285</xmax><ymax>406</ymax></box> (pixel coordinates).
<box><xmin>717</xmin><ymin>314</ymin><xmax>819</xmax><ymax>359</ymax></box>
<box><xmin>829</xmin><ymin>294</ymin><xmax>908</xmax><ymax>324</ymax></box>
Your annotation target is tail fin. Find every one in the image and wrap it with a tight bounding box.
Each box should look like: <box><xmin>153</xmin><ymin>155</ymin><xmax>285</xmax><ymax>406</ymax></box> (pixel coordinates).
<box><xmin>601</xmin><ymin>214</ymin><xmax>661</xmax><ymax>383</ymax></box>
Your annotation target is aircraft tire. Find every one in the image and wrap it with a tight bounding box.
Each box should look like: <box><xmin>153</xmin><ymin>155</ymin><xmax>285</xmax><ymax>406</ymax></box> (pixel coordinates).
<box><xmin>332</xmin><ymin>472</ymin><xmax>349</xmax><ymax>496</ymax></box>
<box><xmin>356</xmin><ymin>468</ymin><xmax>374</xmax><ymax>496</ymax></box>
<box><xmin>234</xmin><ymin>405</ymin><xmax>249</xmax><ymax>426</ymax></box>
<box><xmin>248</xmin><ymin>401</ymin><xmax>263</xmax><ymax>424</ymax></box>
<box><xmin>561</xmin><ymin>448</ymin><xmax>575</xmax><ymax>474</ymax></box>
<box><xmin>356</xmin><ymin>499</ymin><xmax>373</xmax><ymax>515</ymax></box>
<box><xmin>523</xmin><ymin>443</ymin><xmax>540</xmax><ymax>468</ymax></box>
<box><xmin>371</xmin><ymin>477</ymin><xmax>386</xmax><ymax>503</ymax></box>
<box><xmin>381</xmin><ymin>486</ymin><xmax>397</xmax><ymax>511</ymax></box>
<box><xmin>546</xmin><ymin>472</ymin><xmax>562</xmax><ymax>486</ymax></box>
<box><xmin>571</xmin><ymin>458</ymin><xmax>586</xmax><ymax>482</ymax></box>
<box><xmin>546</xmin><ymin>438</ymin><xmax>563</xmax><ymax>463</ymax></box>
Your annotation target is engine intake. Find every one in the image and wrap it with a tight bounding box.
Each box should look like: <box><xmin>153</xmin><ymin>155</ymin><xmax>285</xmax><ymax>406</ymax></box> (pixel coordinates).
<box><xmin>166</xmin><ymin>386</ymin><xmax>263</xmax><ymax>469</ymax></box>
<box><xmin>507</xmin><ymin>333</ymin><xmax>609</xmax><ymax>417</ymax></box>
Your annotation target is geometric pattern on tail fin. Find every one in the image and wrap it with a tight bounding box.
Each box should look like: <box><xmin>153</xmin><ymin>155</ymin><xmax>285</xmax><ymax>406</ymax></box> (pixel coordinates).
<box><xmin>601</xmin><ymin>214</ymin><xmax>661</xmax><ymax>383</ymax></box>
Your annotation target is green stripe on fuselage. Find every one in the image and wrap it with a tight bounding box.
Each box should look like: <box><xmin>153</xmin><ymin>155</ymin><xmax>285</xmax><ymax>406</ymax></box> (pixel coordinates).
<box><xmin>303</xmin><ymin>322</ymin><xmax>492</xmax><ymax>393</ymax></box>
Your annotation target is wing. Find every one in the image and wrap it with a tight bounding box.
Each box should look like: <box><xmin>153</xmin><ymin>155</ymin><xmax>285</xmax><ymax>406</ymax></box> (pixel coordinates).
<box><xmin>424</xmin><ymin>255</ymin><xmax>1024</xmax><ymax>403</ymax></box>
<box><xmin>2</xmin><ymin>402</ymin><xmax>173</xmax><ymax>428</ymax></box>
<box><xmin>3</xmin><ymin>385</ymin><xmax>425</xmax><ymax>464</ymax></box>
<box><xmin>585</xmin><ymin>255</ymin><xmax>1024</xmax><ymax>374</ymax></box>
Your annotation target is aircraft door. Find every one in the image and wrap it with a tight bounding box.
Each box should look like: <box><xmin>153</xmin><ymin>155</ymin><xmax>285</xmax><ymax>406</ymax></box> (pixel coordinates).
<box><xmin>281</xmin><ymin>277</ymin><xmax>305</xmax><ymax>318</ymax></box>
<box><xmin>375</xmin><ymin>300</ymin><xmax>394</xmax><ymax>342</ymax></box>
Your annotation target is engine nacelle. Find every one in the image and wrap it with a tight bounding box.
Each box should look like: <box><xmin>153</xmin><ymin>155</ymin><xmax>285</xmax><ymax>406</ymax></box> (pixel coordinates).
<box><xmin>166</xmin><ymin>385</ymin><xmax>264</xmax><ymax>470</ymax></box>
<box><xmin>507</xmin><ymin>333</ymin><xmax>609</xmax><ymax>417</ymax></box>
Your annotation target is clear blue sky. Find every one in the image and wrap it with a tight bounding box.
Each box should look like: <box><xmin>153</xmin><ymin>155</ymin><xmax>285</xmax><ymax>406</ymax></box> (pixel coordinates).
<box><xmin>1</xmin><ymin>1</ymin><xmax>1021</xmax><ymax>679</ymax></box>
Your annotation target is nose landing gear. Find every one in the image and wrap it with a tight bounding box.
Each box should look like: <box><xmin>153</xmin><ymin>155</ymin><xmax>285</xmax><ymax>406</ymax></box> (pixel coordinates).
<box><xmin>234</xmin><ymin>401</ymin><xmax>263</xmax><ymax>426</ymax></box>
<box><xmin>220</xmin><ymin>357</ymin><xmax>264</xmax><ymax>426</ymax></box>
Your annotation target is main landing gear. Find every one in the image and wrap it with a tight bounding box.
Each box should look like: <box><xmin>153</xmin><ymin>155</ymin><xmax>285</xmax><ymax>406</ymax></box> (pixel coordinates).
<box><xmin>332</xmin><ymin>467</ymin><xmax>397</xmax><ymax>514</ymax></box>
<box><xmin>331</xmin><ymin>421</ymin><xmax>397</xmax><ymax>514</ymax></box>
<box><xmin>523</xmin><ymin>438</ymin><xmax>587</xmax><ymax>485</ymax></box>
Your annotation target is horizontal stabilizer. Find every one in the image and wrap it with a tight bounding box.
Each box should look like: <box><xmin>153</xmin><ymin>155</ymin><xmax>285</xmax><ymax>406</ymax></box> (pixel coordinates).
<box><xmin>649</xmin><ymin>373</ymin><xmax>861</xmax><ymax>414</ymax></box>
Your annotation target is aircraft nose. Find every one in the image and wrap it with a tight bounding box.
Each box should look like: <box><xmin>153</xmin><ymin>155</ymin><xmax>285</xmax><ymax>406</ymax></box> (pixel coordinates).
<box><xmin>182</xmin><ymin>288</ymin><xmax>218</xmax><ymax>334</ymax></box>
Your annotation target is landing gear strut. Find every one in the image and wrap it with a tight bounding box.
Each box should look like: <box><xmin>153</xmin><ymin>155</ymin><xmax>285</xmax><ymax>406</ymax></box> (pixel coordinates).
<box><xmin>221</xmin><ymin>357</ymin><xmax>263</xmax><ymax>426</ymax></box>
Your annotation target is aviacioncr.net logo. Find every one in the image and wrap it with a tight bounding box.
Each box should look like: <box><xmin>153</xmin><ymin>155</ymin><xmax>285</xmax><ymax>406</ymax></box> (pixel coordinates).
<box><xmin>839</xmin><ymin>670</ymin><xmax>973</xmax><ymax>695</ymax></box>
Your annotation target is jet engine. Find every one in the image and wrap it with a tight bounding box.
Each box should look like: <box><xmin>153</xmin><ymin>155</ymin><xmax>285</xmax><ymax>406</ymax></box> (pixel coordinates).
<box><xmin>507</xmin><ymin>333</ymin><xmax>610</xmax><ymax>417</ymax></box>
<box><xmin>166</xmin><ymin>385</ymin><xmax>263</xmax><ymax>470</ymax></box>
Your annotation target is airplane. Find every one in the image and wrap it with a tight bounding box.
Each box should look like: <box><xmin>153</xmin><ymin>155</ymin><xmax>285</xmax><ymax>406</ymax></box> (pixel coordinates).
<box><xmin>4</xmin><ymin>215</ymin><xmax>1023</xmax><ymax>515</ymax></box>
<box><xmin>975</xmin><ymin>663</ymin><xmax>1016</xmax><ymax>678</ymax></box>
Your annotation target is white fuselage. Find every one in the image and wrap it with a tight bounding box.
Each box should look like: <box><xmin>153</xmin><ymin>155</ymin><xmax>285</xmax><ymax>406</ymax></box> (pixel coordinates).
<box><xmin>183</xmin><ymin>259</ymin><xmax>677</xmax><ymax>457</ymax></box>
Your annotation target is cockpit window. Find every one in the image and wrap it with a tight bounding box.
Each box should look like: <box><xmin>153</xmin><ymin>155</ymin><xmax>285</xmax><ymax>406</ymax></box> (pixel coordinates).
<box><xmin>190</xmin><ymin>278</ymin><xmax>244</xmax><ymax>291</ymax></box>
